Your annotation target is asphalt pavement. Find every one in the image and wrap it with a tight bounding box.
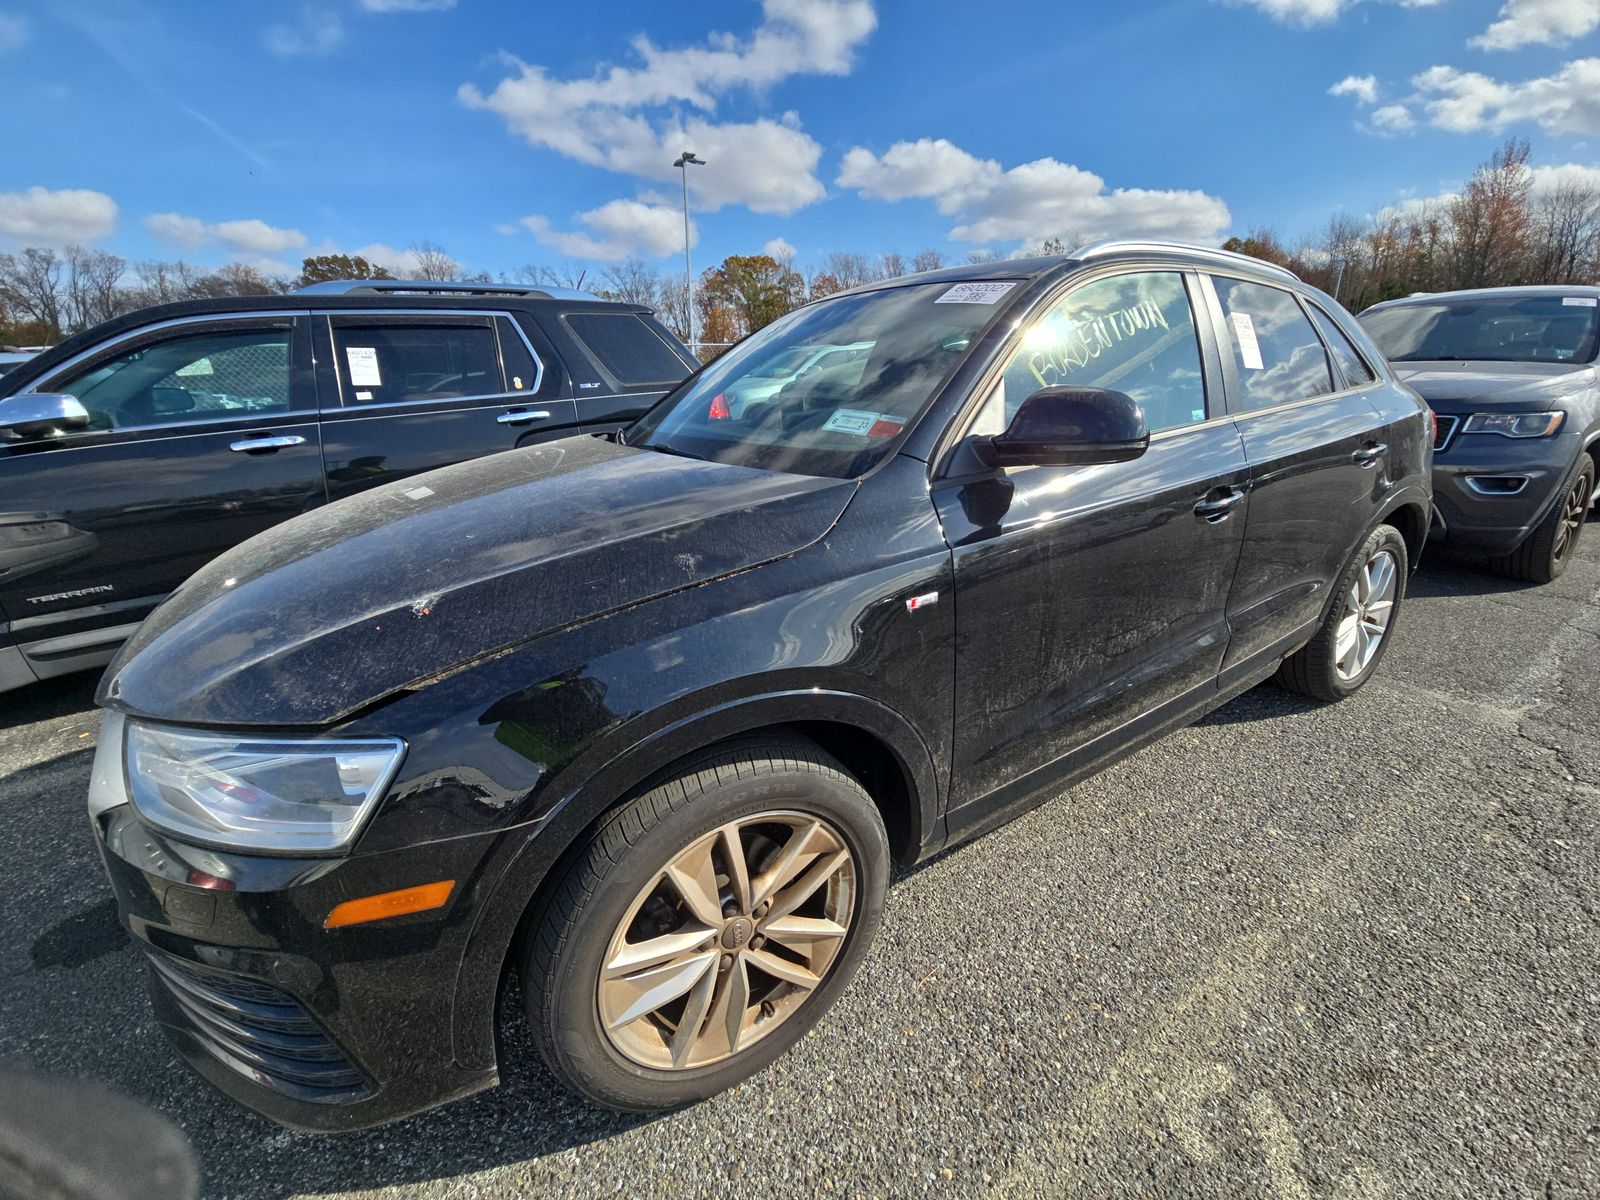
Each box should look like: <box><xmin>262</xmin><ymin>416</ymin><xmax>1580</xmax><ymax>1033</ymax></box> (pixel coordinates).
<box><xmin>1</xmin><ymin>529</ymin><xmax>1596</xmax><ymax>1200</ymax></box>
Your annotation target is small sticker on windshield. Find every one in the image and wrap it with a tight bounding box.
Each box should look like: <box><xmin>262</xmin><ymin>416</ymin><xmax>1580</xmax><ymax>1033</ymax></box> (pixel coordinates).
<box><xmin>1563</xmin><ymin>296</ymin><xmax>1597</xmax><ymax>307</ymax></box>
<box><xmin>935</xmin><ymin>282</ymin><xmax>1016</xmax><ymax>305</ymax></box>
<box><xmin>822</xmin><ymin>409</ymin><xmax>885</xmax><ymax>435</ymax></box>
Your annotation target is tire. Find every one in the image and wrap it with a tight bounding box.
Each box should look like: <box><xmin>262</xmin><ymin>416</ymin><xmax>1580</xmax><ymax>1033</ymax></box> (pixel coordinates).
<box><xmin>1276</xmin><ymin>523</ymin><xmax>1408</xmax><ymax>703</ymax></box>
<box><xmin>1488</xmin><ymin>456</ymin><xmax>1594</xmax><ymax>585</ymax></box>
<box><xmin>522</xmin><ymin>734</ymin><xmax>889</xmax><ymax>1111</ymax></box>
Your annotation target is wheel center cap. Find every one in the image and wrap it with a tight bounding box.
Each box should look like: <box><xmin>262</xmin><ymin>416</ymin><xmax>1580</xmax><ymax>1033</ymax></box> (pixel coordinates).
<box><xmin>721</xmin><ymin>918</ymin><xmax>752</xmax><ymax>949</ymax></box>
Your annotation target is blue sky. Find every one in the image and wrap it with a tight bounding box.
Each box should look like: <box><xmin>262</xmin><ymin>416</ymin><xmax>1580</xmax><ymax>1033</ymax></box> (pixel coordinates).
<box><xmin>3</xmin><ymin>0</ymin><xmax>1600</xmax><ymax>279</ymax></box>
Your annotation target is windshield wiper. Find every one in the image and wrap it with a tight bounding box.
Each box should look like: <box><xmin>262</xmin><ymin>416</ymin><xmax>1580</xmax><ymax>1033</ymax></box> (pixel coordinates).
<box><xmin>647</xmin><ymin>443</ymin><xmax>708</xmax><ymax>462</ymax></box>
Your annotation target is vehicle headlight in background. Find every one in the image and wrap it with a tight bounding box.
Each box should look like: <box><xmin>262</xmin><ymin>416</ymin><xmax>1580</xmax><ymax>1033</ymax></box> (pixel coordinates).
<box><xmin>125</xmin><ymin>721</ymin><xmax>405</xmax><ymax>854</ymax></box>
<box><xmin>1462</xmin><ymin>411</ymin><xmax>1564</xmax><ymax>438</ymax></box>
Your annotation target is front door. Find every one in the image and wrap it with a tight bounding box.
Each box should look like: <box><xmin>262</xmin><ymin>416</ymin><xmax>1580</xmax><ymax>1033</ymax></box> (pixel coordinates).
<box><xmin>936</xmin><ymin>269</ymin><xmax>1250</xmax><ymax>819</ymax></box>
<box><xmin>316</xmin><ymin>313</ymin><xmax>578</xmax><ymax>501</ymax></box>
<box><xmin>0</xmin><ymin>316</ymin><xmax>323</xmax><ymax>665</ymax></box>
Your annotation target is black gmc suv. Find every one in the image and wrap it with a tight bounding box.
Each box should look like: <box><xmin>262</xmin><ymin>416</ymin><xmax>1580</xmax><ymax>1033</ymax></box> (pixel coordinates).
<box><xmin>90</xmin><ymin>242</ymin><xmax>1430</xmax><ymax>1130</ymax></box>
<box><xmin>0</xmin><ymin>281</ymin><xmax>695</xmax><ymax>694</ymax></box>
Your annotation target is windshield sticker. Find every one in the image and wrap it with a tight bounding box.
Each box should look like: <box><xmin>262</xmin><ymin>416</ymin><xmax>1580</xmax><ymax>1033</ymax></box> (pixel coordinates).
<box><xmin>867</xmin><ymin>416</ymin><xmax>905</xmax><ymax>439</ymax></box>
<box><xmin>1231</xmin><ymin>312</ymin><xmax>1265</xmax><ymax>370</ymax></box>
<box><xmin>175</xmin><ymin>357</ymin><xmax>214</xmax><ymax>377</ymax></box>
<box><xmin>1026</xmin><ymin>297</ymin><xmax>1173</xmax><ymax>385</ymax></box>
<box><xmin>1563</xmin><ymin>296</ymin><xmax>1597</xmax><ymax>307</ymax></box>
<box><xmin>822</xmin><ymin>408</ymin><xmax>886</xmax><ymax>435</ymax></box>
<box><xmin>347</xmin><ymin>346</ymin><xmax>383</xmax><ymax>387</ymax></box>
<box><xmin>935</xmin><ymin>282</ymin><xmax>1017</xmax><ymax>305</ymax></box>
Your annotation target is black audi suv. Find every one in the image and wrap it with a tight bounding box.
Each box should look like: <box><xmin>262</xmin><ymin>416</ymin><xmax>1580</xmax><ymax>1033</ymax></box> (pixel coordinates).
<box><xmin>88</xmin><ymin>242</ymin><xmax>1431</xmax><ymax>1130</ymax></box>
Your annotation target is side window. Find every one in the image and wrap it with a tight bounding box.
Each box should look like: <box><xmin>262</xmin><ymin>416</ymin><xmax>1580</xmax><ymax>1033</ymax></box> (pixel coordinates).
<box><xmin>330</xmin><ymin>320</ymin><xmax>502</xmax><ymax>405</ymax></box>
<box><xmin>567</xmin><ymin>313</ymin><xmax>691</xmax><ymax>386</ymax></box>
<box><xmin>495</xmin><ymin>317</ymin><xmax>540</xmax><ymax>393</ymax></box>
<box><xmin>48</xmin><ymin>326</ymin><xmax>292</xmax><ymax>431</ymax></box>
<box><xmin>1309</xmin><ymin>306</ymin><xmax>1376</xmax><ymax>387</ymax></box>
<box><xmin>973</xmin><ymin>271</ymin><xmax>1208</xmax><ymax>437</ymax></box>
<box><xmin>1211</xmin><ymin>277</ymin><xmax>1333</xmax><ymax>412</ymax></box>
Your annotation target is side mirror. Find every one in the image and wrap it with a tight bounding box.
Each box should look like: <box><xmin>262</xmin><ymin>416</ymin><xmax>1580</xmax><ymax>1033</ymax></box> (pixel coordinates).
<box><xmin>0</xmin><ymin>394</ymin><xmax>91</xmax><ymax>441</ymax></box>
<box><xmin>978</xmin><ymin>386</ymin><xmax>1149</xmax><ymax>468</ymax></box>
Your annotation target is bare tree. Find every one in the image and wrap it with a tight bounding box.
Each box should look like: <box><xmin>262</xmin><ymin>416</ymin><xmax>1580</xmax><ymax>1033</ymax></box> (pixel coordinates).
<box><xmin>0</xmin><ymin>248</ymin><xmax>66</xmax><ymax>339</ymax></box>
<box><xmin>408</xmin><ymin>240</ymin><xmax>461</xmax><ymax>282</ymax></box>
<box><xmin>911</xmin><ymin>249</ymin><xmax>947</xmax><ymax>273</ymax></box>
<box><xmin>965</xmin><ymin>248</ymin><xmax>1002</xmax><ymax>265</ymax></box>
<box><xmin>63</xmin><ymin>245</ymin><xmax>128</xmax><ymax>332</ymax></box>
<box><xmin>878</xmin><ymin>251</ymin><xmax>906</xmax><ymax>278</ymax></box>
<box><xmin>1529</xmin><ymin>178</ymin><xmax>1600</xmax><ymax>283</ymax></box>
<box><xmin>599</xmin><ymin>258</ymin><xmax>661</xmax><ymax>307</ymax></box>
<box><xmin>656</xmin><ymin>275</ymin><xmax>691</xmax><ymax>341</ymax></box>
<box><xmin>824</xmin><ymin>252</ymin><xmax>877</xmax><ymax>289</ymax></box>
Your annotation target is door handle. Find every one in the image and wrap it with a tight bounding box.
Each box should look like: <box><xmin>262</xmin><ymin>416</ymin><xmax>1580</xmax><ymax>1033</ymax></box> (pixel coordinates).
<box><xmin>229</xmin><ymin>434</ymin><xmax>306</xmax><ymax>453</ymax></box>
<box><xmin>1353</xmin><ymin>441</ymin><xmax>1388</xmax><ymax>467</ymax></box>
<box><xmin>497</xmin><ymin>409</ymin><xmax>553</xmax><ymax>426</ymax></box>
<box><xmin>1194</xmin><ymin>487</ymin><xmax>1246</xmax><ymax>523</ymax></box>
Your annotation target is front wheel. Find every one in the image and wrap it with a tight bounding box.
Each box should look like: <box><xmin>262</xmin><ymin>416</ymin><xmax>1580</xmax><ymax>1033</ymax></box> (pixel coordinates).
<box><xmin>522</xmin><ymin>735</ymin><xmax>889</xmax><ymax>1111</ymax></box>
<box><xmin>1276</xmin><ymin>523</ymin><xmax>1408</xmax><ymax>703</ymax></box>
<box><xmin>1489</xmin><ymin>456</ymin><xmax>1594</xmax><ymax>585</ymax></box>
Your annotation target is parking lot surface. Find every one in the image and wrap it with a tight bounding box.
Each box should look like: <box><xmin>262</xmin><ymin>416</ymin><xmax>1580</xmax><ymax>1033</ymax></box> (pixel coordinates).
<box><xmin>1</xmin><ymin>531</ymin><xmax>1596</xmax><ymax>1200</ymax></box>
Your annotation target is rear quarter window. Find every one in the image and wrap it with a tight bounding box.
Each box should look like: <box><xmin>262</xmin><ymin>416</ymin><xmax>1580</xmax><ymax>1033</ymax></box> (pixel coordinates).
<box><xmin>567</xmin><ymin>312</ymin><xmax>692</xmax><ymax>386</ymax></box>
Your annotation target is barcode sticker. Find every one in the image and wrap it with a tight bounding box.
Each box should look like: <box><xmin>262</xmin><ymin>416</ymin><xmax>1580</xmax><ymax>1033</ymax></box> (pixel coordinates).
<box><xmin>1563</xmin><ymin>296</ymin><xmax>1597</xmax><ymax>307</ymax></box>
<box><xmin>935</xmin><ymin>282</ymin><xmax>1016</xmax><ymax>305</ymax></box>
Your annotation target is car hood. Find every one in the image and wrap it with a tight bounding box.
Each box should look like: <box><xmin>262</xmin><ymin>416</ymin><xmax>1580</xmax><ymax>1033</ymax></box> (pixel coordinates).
<box><xmin>1392</xmin><ymin>361</ymin><xmax>1595</xmax><ymax>409</ymax></box>
<box><xmin>100</xmin><ymin>437</ymin><xmax>855</xmax><ymax>727</ymax></box>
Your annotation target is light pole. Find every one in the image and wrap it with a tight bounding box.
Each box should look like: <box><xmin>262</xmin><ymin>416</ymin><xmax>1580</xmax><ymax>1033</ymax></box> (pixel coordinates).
<box><xmin>674</xmin><ymin>150</ymin><xmax>706</xmax><ymax>354</ymax></box>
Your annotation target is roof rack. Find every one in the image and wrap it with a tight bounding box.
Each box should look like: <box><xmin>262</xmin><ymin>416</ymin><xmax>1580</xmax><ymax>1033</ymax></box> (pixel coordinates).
<box><xmin>293</xmin><ymin>280</ymin><xmax>601</xmax><ymax>301</ymax></box>
<box><xmin>1071</xmin><ymin>240</ymin><xmax>1301</xmax><ymax>284</ymax></box>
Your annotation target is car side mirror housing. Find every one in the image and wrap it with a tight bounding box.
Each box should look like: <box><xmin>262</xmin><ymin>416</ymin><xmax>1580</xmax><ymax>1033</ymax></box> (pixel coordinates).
<box><xmin>977</xmin><ymin>386</ymin><xmax>1149</xmax><ymax>468</ymax></box>
<box><xmin>0</xmin><ymin>394</ymin><xmax>91</xmax><ymax>441</ymax></box>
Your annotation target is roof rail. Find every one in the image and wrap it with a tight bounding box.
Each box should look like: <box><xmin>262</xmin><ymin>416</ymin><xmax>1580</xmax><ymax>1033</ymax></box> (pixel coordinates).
<box><xmin>1071</xmin><ymin>240</ymin><xmax>1301</xmax><ymax>284</ymax></box>
<box><xmin>293</xmin><ymin>279</ymin><xmax>601</xmax><ymax>301</ymax></box>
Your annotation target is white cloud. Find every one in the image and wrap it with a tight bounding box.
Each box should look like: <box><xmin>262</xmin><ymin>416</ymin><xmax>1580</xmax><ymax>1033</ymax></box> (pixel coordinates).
<box><xmin>1370</xmin><ymin>103</ymin><xmax>1417</xmax><ymax>133</ymax></box>
<box><xmin>145</xmin><ymin>213</ymin><xmax>308</xmax><ymax>255</ymax></box>
<box><xmin>0</xmin><ymin>186</ymin><xmax>118</xmax><ymax>245</ymax></box>
<box><xmin>837</xmin><ymin>138</ymin><xmax>1231</xmax><ymax>246</ymax></box>
<box><xmin>518</xmin><ymin>200</ymin><xmax>692</xmax><ymax>260</ymax></box>
<box><xmin>763</xmin><ymin>236</ymin><xmax>797</xmax><ymax>260</ymax></box>
<box><xmin>1414</xmin><ymin>58</ymin><xmax>1600</xmax><ymax>135</ymax></box>
<box><xmin>1226</xmin><ymin>0</ymin><xmax>1444</xmax><ymax>26</ymax></box>
<box><xmin>1329</xmin><ymin>74</ymin><xmax>1379</xmax><ymax>105</ymax></box>
<box><xmin>264</xmin><ymin>9</ymin><xmax>344</xmax><ymax>56</ymax></box>
<box><xmin>459</xmin><ymin>0</ymin><xmax>876</xmax><ymax>214</ymax></box>
<box><xmin>348</xmin><ymin>243</ymin><xmax>418</xmax><ymax>275</ymax></box>
<box><xmin>0</xmin><ymin>12</ymin><xmax>28</xmax><ymax>54</ymax></box>
<box><xmin>360</xmin><ymin>0</ymin><xmax>456</xmax><ymax>9</ymax></box>
<box><xmin>1472</xmin><ymin>0</ymin><xmax>1600</xmax><ymax>50</ymax></box>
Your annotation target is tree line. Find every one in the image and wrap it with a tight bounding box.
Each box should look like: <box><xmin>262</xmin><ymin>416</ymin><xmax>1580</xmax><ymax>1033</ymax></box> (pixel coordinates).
<box><xmin>4</xmin><ymin>138</ymin><xmax>1594</xmax><ymax>351</ymax></box>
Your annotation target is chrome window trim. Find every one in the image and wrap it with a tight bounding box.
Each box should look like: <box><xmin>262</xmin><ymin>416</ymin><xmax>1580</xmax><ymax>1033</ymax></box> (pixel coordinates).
<box><xmin>317</xmin><ymin>391</ymin><xmax>552</xmax><ymax>416</ymax></box>
<box><xmin>319</xmin><ymin>308</ymin><xmax>546</xmax><ymax>403</ymax></box>
<box><xmin>26</xmin><ymin>311</ymin><xmax>302</xmax><ymax>397</ymax></box>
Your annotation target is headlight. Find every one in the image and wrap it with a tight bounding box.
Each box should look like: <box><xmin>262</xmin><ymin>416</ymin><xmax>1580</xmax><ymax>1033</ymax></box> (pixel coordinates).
<box><xmin>1462</xmin><ymin>411</ymin><xmax>1564</xmax><ymax>438</ymax></box>
<box><xmin>125</xmin><ymin>721</ymin><xmax>405</xmax><ymax>854</ymax></box>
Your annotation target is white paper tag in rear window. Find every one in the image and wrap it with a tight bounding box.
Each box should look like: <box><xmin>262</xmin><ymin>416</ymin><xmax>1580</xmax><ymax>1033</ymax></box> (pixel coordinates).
<box><xmin>935</xmin><ymin>282</ymin><xmax>1016</xmax><ymax>305</ymax></box>
<box><xmin>1563</xmin><ymin>296</ymin><xmax>1597</xmax><ymax>306</ymax></box>
<box><xmin>1231</xmin><ymin>312</ymin><xmax>1265</xmax><ymax>370</ymax></box>
<box><xmin>346</xmin><ymin>346</ymin><xmax>382</xmax><ymax>386</ymax></box>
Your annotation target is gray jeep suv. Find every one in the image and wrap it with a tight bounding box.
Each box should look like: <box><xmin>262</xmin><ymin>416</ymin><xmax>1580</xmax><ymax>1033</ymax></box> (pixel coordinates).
<box><xmin>1361</xmin><ymin>287</ymin><xmax>1599</xmax><ymax>583</ymax></box>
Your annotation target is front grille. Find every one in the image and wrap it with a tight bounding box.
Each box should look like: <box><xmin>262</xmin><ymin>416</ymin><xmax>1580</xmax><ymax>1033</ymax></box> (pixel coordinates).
<box><xmin>146</xmin><ymin>952</ymin><xmax>372</xmax><ymax>1104</ymax></box>
<box><xmin>1434</xmin><ymin>413</ymin><xmax>1460</xmax><ymax>451</ymax></box>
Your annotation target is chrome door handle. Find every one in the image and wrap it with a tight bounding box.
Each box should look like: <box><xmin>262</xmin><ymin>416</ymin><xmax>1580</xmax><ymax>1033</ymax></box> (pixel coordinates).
<box><xmin>1194</xmin><ymin>487</ymin><xmax>1246</xmax><ymax>523</ymax></box>
<box><xmin>497</xmin><ymin>409</ymin><xmax>552</xmax><ymax>425</ymax></box>
<box><xmin>1353</xmin><ymin>442</ymin><xmax>1387</xmax><ymax>466</ymax></box>
<box><xmin>229</xmin><ymin>434</ymin><xmax>306</xmax><ymax>453</ymax></box>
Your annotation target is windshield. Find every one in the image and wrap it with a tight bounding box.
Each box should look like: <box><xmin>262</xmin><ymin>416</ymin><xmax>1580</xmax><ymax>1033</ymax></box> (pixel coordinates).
<box><xmin>629</xmin><ymin>282</ymin><xmax>1010</xmax><ymax>478</ymax></box>
<box><xmin>1361</xmin><ymin>295</ymin><xmax>1600</xmax><ymax>364</ymax></box>
<box><xmin>750</xmin><ymin>347</ymin><xmax>818</xmax><ymax>378</ymax></box>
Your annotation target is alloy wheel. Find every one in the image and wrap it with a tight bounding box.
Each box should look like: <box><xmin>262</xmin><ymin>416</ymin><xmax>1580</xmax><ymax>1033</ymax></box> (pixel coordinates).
<box><xmin>1552</xmin><ymin>472</ymin><xmax>1591</xmax><ymax>565</ymax></box>
<box><xmin>597</xmin><ymin>812</ymin><xmax>857</xmax><ymax>1071</ymax></box>
<box><xmin>1335</xmin><ymin>547</ymin><xmax>1398</xmax><ymax>682</ymax></box>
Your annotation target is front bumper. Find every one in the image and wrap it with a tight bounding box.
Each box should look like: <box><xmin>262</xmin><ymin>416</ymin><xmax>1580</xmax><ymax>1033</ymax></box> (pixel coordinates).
<box><xmin>95</xmin><ymin>805</ymin><xmax>506</xmax><ymax>1131</ymax></box>
<box><xmin>1429</xmin><ymin>425</ymin><xmax>1580</xmax><ymax>556</ymax></box>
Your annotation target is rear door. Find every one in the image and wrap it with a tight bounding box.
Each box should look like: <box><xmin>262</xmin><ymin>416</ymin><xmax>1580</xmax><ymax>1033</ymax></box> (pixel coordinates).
<box><xmin>0</xmin><ymin>315</ymin><xmax>323</xmax><ymax>663</ymax></box>
<box><xmin>550</xmin><ymin>310</ymin><xmax>697</xmax><ymax>433</ymax></box>
<box><xmin>1200</xmin><ymin>274</ymin><xmax>1389</xmax><ymax>681</ymax></box>
<box><xmin>317</xmin><ymin>312</ymin><xmax>578</xmax><ymax>501</ymax></box>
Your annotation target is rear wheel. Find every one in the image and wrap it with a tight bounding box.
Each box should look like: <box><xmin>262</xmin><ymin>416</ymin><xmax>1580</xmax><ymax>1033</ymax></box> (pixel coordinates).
<box><xmin>1488</xmin><ymin>457</ymin><xmax>1593</xmax><ymax>585</ymax></box>
<box><xmin>523</xmin><ymin>735</ymin><xmax>888</xmax><ymax>1111</ymax></box>
<box><xmin>1276</xmin><ymin>524</ymin><xmax>1408</xmax><ymax>703</ymax></box>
